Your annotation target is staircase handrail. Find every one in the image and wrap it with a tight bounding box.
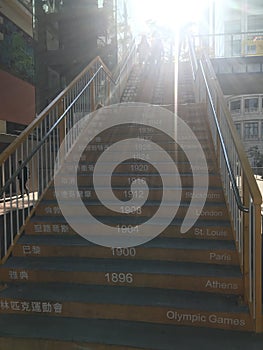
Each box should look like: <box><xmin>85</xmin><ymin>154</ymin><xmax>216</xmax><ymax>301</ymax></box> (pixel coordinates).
<box><xmin>199</xmin><ymin>60</ymin><xmax>249</xmax><ymax>212</ymax></box>
<box><xmin>0</xmin><ymin>63</ymin><xmax>105</xmax><ymax>198</ymax></box>
<box><xmin>187</xmin><ymin>35</ymin><xmax>261</xmax><ymax>207</ymax></box>
<box><xmin>0</xmin><ymin>56</ymin><xmax>107</xmax><ymax>165</ymax></box>
<box><xmin>0</xmin><ymin>36</ymin><xmax>136</xmax><ymax>160</ymax></box>
<box><xmin>0</xmin><ymin>41</ymin><xmax>137</xmax><ymax>262</ymax></box>
<box><xmin>201</xmin><ymin>52</ymin><xmax>261</xmax><ymax>206</ymax></box>
<box><xmin>186</xmin><ymin>34</ymin><xmax>262</xmax><ymax>332</ymax></box>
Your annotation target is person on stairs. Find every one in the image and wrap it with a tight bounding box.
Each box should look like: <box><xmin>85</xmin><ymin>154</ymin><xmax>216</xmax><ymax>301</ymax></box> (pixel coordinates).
<box><xmin>17</xmin><ymin>160</ymin><xmax>29</xmax><ymax>197</ymax></box>
<box><xmin>137</xmin><ymin>34</ymin><xmax>150</xmax><ymax>65</ymax></box>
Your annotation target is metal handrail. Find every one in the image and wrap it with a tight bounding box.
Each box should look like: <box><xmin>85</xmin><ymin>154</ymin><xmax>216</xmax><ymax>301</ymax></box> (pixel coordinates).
<box><xmin>201</xmin><ymin>51</ymin><xmax>262</xmax><ymax>205</ymax></box>
<box><xmin>186</xmin><ymin>35</ymin><xmax>262</xmax><ymax>332</ymax></box>
<box><xmin>199</xmin><ymin>60</ymin><xmax>248</xmax><ymax>212</ymax></box>
<box><xmin>0</xmin><ymin>42</ymin><xmax>137</xmax><ymax>262</ymax></box>
<box><xmin>0</xmin><ymin>65</ymin><xmax>104</xmax><ymax>198</ymax></box>
<box><xmin>0</xmin><ymin>56</ymin><xmax>105</xmax><ymax>166</ymax></box>
<box><xmin>0</xmin><ymin>37</ymin><xmax>136</xmax><ymax>168</ymax></box>
<box><xmin>115</xmin><ymin>40</ymin><xmax>136</xmax><ymax>84</ymax></box>
<box><xmin>0</xmin><ymin>40</ymin><xmax>137</xmax><ymax>196</ymax></box>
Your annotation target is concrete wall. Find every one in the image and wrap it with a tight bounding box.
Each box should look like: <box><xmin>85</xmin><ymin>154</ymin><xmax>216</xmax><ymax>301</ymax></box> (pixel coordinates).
<box><xmin>0</xmin><ymin>69</ymin><xmax>35</xmax><ymax>125</ymax></box>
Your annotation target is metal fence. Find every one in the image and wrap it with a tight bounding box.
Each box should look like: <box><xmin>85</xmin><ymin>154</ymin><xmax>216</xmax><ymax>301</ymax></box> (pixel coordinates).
<box><xmin>193</xmin><ymin>31</ymin><xmax>263</xmax><ymax>59</ymax></box>
<box><xmin>188</xmin><ymin>36</ymin><xmax>262</xmax><ymax>332</ymax></box>
<box><xmin>0</xmin><ymin>42</ymin><xmax>137</xmax><ymax>263</ymax></box>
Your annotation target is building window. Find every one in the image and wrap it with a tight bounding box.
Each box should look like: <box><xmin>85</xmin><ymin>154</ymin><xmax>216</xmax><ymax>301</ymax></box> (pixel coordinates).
<box><xmin>233</xmin><ymin>62</ymin><xmax>246</xmax><ymax>73</ymax></box>
<box><xmin>224</xmin><ymin>21</ymin><xmax>241</xmax><ymax>56</ymax></box>
<box><xmin>248</xmin><ymin>15</ymin><xmax>263</xmax><ymax>32</ymax></box>
<box><xmin>244</xmin><ymin>98</ymin><xmax>258</xmax><ymax>113</ymax></box>
<box><xmin>224</xmin><ymin>38</ymin><xmax>241</xmax><ymax>57</ymax></box>
<box><xmin>235</xmin><ymin>123</ymin><xmax>242</xmax><ymax>137</ymax></box>
<box><xmin>247</xmin><ymin>63</ymin><xmax>261</xmax><ymax>72</ymax></box>
<box><xmin>225</xmin><ymin>20</ymin><xmax>241</xmax><ymax>33</ymax></box>
<box><xmin>244</xmin><ymin>122</ymin><xmax>259</xmax><ymax>140</ymax></box>
<box><xmin>248</xmin><ymin>0</ymin><xmax>263</xmax><ymax>9</ymax></box>
<box><xmin>244</xmin><ymin>44</ymin><xmax>257</xmax><ymax>55</ymax></box>
<box><xmin>230</xmin><ymin>99</ymin><xmax>241</xmax><ymax>114</ymax></box>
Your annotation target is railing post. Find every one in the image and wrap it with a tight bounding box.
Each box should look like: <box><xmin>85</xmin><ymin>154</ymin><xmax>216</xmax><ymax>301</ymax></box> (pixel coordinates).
<box><xmin>243</xmin><ymin>176</ymin><xmax>262</xmax><ymax>332</ymax></box>
<box><xmin>242</xmin><ymin>177</ymin><xmax>250</xmax><ymax>304</ymax></box>
<box><xmin>58</xmin><ymin>99</ymin><xmax>66</xmax><ymax>161</ymax></box>
<box><xmin>107</xmin><ymin>78</ymin><xmax>111</xmax><ymax>104</ymax></box>
<box><xmin>216</xmin><ymin>95</ymin><xmax>221</xmax><ymax>160</ymax></box>
<box><xmin>90</xmin><ymin>69</ymin><xmax>95</xmax><ymax>111</ymax></box>
<box><xmin>254</xmin><ymin>202</ymin><xmax>262</xmax><ymax>332</ymax></box>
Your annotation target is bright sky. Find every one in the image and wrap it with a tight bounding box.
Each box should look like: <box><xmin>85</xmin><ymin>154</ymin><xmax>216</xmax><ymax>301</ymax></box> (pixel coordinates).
<box><xmin>130</xmin><ymin>0</ymin><xmax>211</xmax><ymax>34</ymax></box>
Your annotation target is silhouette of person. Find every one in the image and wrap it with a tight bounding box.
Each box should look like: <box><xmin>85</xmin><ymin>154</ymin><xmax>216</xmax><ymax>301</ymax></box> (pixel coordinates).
<box><xmin>137</xmin><ymin>34</ymin><xmax>150</xmax><ymax>65</ymax></box>
<box><xmin>150</xmin><ymin>34</ymin><xmax>164</xmax><ymax>65</ymax></box>
<box><xmin>17</xmin><ymin>160</ymin><xmax>29</xmax><ymax>196</ymax></box>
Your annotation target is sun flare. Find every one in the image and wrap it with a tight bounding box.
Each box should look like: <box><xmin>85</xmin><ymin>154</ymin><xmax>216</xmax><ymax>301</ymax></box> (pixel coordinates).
<box><xmin>130</xmin><ymin>0</ymin><xmax>211</xmax><ymax>34</ymax></box>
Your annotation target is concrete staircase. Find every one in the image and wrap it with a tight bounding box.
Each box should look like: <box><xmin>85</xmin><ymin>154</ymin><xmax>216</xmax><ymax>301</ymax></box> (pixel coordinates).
<box><xmin>0</xmin><ymin>62</ymin><xmax>254</xmax><ymax>348</ymax></box>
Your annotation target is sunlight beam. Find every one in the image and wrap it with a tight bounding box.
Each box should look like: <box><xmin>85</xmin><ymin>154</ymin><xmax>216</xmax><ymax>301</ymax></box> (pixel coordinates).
<box><xmin>130</xmin><ymin>0</ymin><xmax>211</xmax><ymax>34</ymax></box>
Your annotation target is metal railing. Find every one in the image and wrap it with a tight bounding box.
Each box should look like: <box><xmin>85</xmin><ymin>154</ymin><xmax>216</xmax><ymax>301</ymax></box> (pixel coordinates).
<box><xmin>187</xmin><ymin>36</ymin><xmax>262</xmax><ymax>332</ymax></box>
<box><xmin>193</xmin><ymin>31</ymin><xmax>263</xmax><ymax>59</ymax></box>
<box><xmin>0</xmin><ymin>42</ymin><xmax>137</xmax><ymax>263</ymax></box>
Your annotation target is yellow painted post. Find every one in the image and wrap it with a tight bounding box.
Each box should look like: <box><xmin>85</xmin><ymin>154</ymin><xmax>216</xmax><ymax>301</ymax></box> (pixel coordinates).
<box><xmin>254</xmin><ymin>203</ymin><xmax>262</xmax><ymax>332</ymax></box>
<box><xmin>243</xmin><ymin>177</ymin><xmax>262</xmax><ymax>332</ymax></box>
<box><xmin>242</xmin><ymin>177</ymin><xmax>250</xmax><ymax>305</ymax></box>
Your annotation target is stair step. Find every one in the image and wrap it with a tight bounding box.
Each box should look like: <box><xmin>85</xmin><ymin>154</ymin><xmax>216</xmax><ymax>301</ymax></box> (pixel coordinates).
<box><xmin>57</xmin><ymin>173</ymin><xmax>222</xmax><ymax>187</ymax></box>
<box><xmin>25</xmin><ymin>216</ymin><xmax>233</xmax><ymax>240</ymax></box>
<box><xmin>35</xmin><ymin>200</ymin><xmax>230</xmax><ymax>220</ymax></box>
<box><xmin>46</xmin><ymin>186</ymin><xmax>224</xmax><ymax>202</ymax></box>
<box><xmin>0</xmin><ymin>257</ymin><xmax>243</xmax><ymax>294</ymax></box>
<box><xmin>69</xmin><ymin>148</ymin><xmax>215</xmax><ymax>164</ymax></box>
<box><xmin>0</xmin><ymin>314</ymin><xmax>260</xmax><ymax>350</ymax></box>
<box><xmin>66</xmin><ymin>132</ymin><xmax>214</xmax><ymax>151</ymax></box>
<box><xmin>61</xmin><ymin>159</ymin><xmax>217</xmax><ymax>174</ymax></box>
<box><xmin>0</xmin><ymin>283</ymin><xmax>251</xmax><ymax>331</ymax></box>
<box><xmin>13</xmin><ymin>235</ymin><xmax>239</xmax><ymax>265</ymax></box>
<box><xmin>40</xmin><ymin>157</ymin><xmax>218</xmax><ymax>173</ymax></box>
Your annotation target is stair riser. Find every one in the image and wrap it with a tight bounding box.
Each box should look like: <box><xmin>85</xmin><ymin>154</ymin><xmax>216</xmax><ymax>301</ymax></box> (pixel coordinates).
<box><xmin>57</xmin><ymin>174</ymin><xmax>221</xmax><ymax>187</ymax></box>
<box><xmin>65</xmin><ymin>149</ymin><xmax>215</xmax><ymax>164</ymax></box>
<box><xmin>35</xmin><ymin>203</ymin><xmax>230</xmax><ymax>220</ymax></box>
<box><xmin>25</xmin><ymin>221</ymin><xmax>233</xmax><ymax>240</ymax></box>
<box><xmin>58</xmin><ymin>160</ymin><xmax>217</xmax><ymax>174</ymax></box>
<box><xmin>69</xmin><ymin>136</ymin><xmax>214</xmax><ymax>150</ymax></box>
<box><xmin>178</xmin><ymin>111</ymin><xmax>208</xmax><ymax>121</ymax></box>
<box><xmin>0</xmin><ymin>338</ymin><xmax>137</xmax><ymax>350</ymax></box>
<box><xmin>0</xmin><ymin>270</ymin><xmax>243</xmax><ymax>295</ymax></box>
<box><xmin>0</xmin><ymin>299</ymin><xmax>252</xmax><ymax>332</ymax></box>
<box><xmin>63</xmin><ymin>125</ymin><xmax>213</xmax><ymax>145</ymax></box>
<box><xmin>45</xmin><ymin>187</ymin><xmax>225</xmax><ymax>202</ymax></box>
<box><xmin>13</xmin><ymin>245</ymin><xmax>239</xmax><ymax>265</ymax></box>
